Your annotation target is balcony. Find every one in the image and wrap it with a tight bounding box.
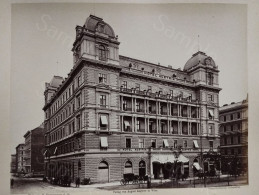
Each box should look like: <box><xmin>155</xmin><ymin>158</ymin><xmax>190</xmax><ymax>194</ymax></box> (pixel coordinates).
<box><xmin>123</xmin><ymin>107</ymin><xmax>132</xmax><ymax>111</ymax></box>
<box><xmin>161</xmin><ymin>111</ymin><xmax>168</xmax><ymax>115</ymax></box>
<box><xmin>136</xmin><ymin>129</ymin><xmax>145</xmax><ymax>133</ymax></box>
<box><xmin>150</xmin><ymin>129</ymin><xmax>157</xmax><ymax>133</ymax></box>
<box><xmin>136</xmin><ymin>108</ymin><xmax>145</xmax><ymax>113</ymax></box>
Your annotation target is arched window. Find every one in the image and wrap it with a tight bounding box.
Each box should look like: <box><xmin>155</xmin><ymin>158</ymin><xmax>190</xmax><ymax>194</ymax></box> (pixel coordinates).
<box><xmin>124</xmin><ymin>160</ymin><xmax>133</xmax><ymax>174</ymax></box>
<box><xmin>99</xmin><ymin>45</ymin><xmax>106</xmax><ymax>61</ymax></box>
<box><xmin>99</xmin><ymin>161</ymin><xmax>108</xmax><ymax>169</ymax></box>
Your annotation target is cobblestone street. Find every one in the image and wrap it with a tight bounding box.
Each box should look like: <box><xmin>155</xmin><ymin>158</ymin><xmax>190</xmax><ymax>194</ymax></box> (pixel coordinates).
<box><xmin>10</xmin><ymin>174</ymin><xmax>248</xmax><ymax>194</ymax></box>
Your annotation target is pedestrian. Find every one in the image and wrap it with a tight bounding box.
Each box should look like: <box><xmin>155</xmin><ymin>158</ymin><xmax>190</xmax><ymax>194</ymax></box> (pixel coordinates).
<box><xmin>76</xmin><ymin>177</ymin><xmax>80</xmax><ymax>187</ymax></box>
<box><xmin>10</xmin><ymin>178</ymin><xmax>14</xmax><ymax>188</ymax></box>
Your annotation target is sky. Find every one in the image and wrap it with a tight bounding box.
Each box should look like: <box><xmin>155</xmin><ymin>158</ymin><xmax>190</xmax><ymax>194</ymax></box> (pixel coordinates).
<box><xmin>10</xmin><ymin>3</ymin><xmax>247</xmax><ymax>153</ymax></box>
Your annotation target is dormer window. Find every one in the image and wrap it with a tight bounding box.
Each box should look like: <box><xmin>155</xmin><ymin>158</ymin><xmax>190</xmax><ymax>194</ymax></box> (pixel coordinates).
<box><xmin>99</xmin><ymin>45</ymin><xmax>106</xmax><ymax>61</ymax></box>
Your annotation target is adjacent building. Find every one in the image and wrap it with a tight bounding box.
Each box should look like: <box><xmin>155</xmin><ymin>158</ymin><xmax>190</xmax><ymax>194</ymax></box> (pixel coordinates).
<box><xmin>11</xmin><ymin>154</ymin><xmax>17</xmax><ymax>173</ymax></box>
<box><xmin>23</xmin><ymin>125</ymin><xmax>45</xmax><ymax>174</ymax></box>
<box><xmin>43</xmin><ymin>15</ymin><xmax>221</xmax><ymax>183</ymax></box>
<box><xmin>16</xmin><ymin>143</ymin><xmax>25</xmax><ymax>173</ymax></box>
<box><xmin>219</xmin><ymin>96</ymin><xmax>248</xmax><ymax>173</ymax></box>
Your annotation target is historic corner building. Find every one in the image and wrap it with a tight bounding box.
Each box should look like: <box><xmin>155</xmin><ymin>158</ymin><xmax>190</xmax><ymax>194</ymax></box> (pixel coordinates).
<box><xmin>43</xmin><ymin>15</ymin><xmax>221</xmax><ymax>183</ymax></box>
<box><xmin>219</xmin><ymin>97</ymin><xmax>248</xmax><ymax>173</ymax></box>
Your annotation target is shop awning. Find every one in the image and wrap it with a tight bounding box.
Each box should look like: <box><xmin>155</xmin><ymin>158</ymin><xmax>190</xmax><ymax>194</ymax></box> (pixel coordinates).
<box><xmin>163</xmin><ymin>139</ymin><xmax>169</xmax><ymax>147</ymax></box>
<box><xmin>151</xmin><ymin>154</ymin><xmax>176</xmax><ymax>164</ymax></box>
<box><xmin>100</xmin><ymin>137</ymin><xmax>108</xmax><ymax>147</ymax></box>
<box><xmin>100</xmin><ymin>115</ymin><xmax>108</xmax><ymax>125</ymax></box>
<box><xmin>124</xmin><ymin>121</ymin><xmax>130</xmax><ymax>127</ymax></box>
<box><xmin>193</xmin><ymin>140</ymin><xmax>199</xmax><ymax>148</ymax></box>
<box><xmin>209</xmin><ymin>110</ymin><xmax>214</xmax><ymax>117</ymax></box>
<box><xmin>193</xmin><ymin>162</ymin><xmax>202</xmax><ymax>170</ymax></box>
<box><xmin>178</xmin><ymin>154</ymin><xmax>189</xmax><ymax>163</ymax></box>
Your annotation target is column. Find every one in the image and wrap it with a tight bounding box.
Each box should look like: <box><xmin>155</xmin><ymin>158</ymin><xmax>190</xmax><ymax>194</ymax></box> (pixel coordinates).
<box><xmin>132</xmin><ymin>117</ymin><xmax>134</xmax><ymax>132</ymax></box>
<box><xmin>121</xmin><ymin>96</ymin><xmax>123</xmax><ymax>111</ymax></box>
<box><xmin>197</xmin><ymin>123</ymin><xmax>199</xmax><ymax>135</ymax></box>
<box><xmin>156</xmin><ymin>119</ymin><xmax>159</xmax><ymax>133</ymax></box>
<box><xmin>135</xmin><ymin>117</ymin><xmax>137</xmax><ymax>132</ymax></box>
<box><xmin>145</xmin><ymin>118</ymin><xmax>147</xmax><ymax>133</ymax></box>
<box><xmin>132</xmin><ymin>98</ymin><xmax>134</xmax><ymax>112</ymax></box>
<box><xmin>169</xmin><ymin>102</ymin><xmax>171</xmax><ymax>116</ymax></box>
<box><xmin>167</xmin><ymin>120</ymin><xmax>170</xmax><ymax>134</ymax></box>
<box><xmin>147</xmin><ymin>118</ymin><xmax>150</xmax><ymax>133</ymax></box>
<box><xmin>144</xmin><ymin>99</ymin><xmax>147</xmax><ymax>113</ymax></box>
<box><xmin>121</xmin><ymin>116</ymin><xmax>124</xmax><ymax>132</ymax></box>
<box><xmin>134</xmin><ymin>98</ymin><xmax>137</xmax><ymax>112</ymax></box>
<box><xmin>178</xmin><ymin>104</ymin><xmax>181</xmax><ymax>117</ymax></box>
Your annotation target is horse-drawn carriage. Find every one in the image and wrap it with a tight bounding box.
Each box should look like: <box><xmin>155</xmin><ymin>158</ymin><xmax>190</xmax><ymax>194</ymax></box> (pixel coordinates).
<box><xmin>120</xmin><ymin>173</ymin><xmax>149</xmax><ymax>185</ymax></box>
<box><xmin>50</xmin><ymin>175</ymin><xmax>71</xmax><ymax>187</ymax></box>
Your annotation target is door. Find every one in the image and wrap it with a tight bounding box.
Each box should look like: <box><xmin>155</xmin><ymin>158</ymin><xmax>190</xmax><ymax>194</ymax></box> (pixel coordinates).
<box><xmin>97</xmin><ymin>161</ymin><xmax>109</xmax><ymax>183</ymax></box>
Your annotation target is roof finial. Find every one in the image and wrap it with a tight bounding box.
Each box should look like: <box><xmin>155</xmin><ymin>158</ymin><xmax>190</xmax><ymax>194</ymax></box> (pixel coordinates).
<box><xmin>56</xmin><ymin>61</ymin><xmax>59</xmax><ymax>76</ymax></box>
<box><xmin>198</xmin><ymin>34</ymin><xmax>200</xmax><ymax>52</ymax></box>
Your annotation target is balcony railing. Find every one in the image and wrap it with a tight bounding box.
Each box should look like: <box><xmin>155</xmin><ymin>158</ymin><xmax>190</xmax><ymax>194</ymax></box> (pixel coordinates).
<box><xmin>161</xmin><ymin>111</ymin><xmax>168</xmax><ymax>115</ymax></box>
<box><xmin>149</xmin><ymin>110</ymin><xmax>156</xmax><ymax>114</ymax></box>
<box><xmin>100</xmin><ymin>127</ymin><xmax>108</xmax><ymax>131</ymax></box>
<box><xmin>150</xmin><ymin>129</ymin><xmax>157</xmax><ymax>133</ymax></box>
<box><xmin>136</xmin><ymin>108</ymin><xmax>145</xmax><ymax>113</ymax></box>
<box><xmin>123</xmin><ymin>107</ymin><xmax>132</xmax><ymax>111</ymax></box>
<box><xmin>136</xmin><ymin>129</ymin><xmax>145</xmax><ymax>132</ymax></box>
<box><xmin>124</xmin><ymin>127</ymin><xmax>132</xmax><ymax>132</ymax></box>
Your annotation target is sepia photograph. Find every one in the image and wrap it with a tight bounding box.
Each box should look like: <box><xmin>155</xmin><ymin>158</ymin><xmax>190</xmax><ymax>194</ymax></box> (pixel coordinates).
<box><xmin>7</xmin><ymin>1</ymin><xmax>250</xmax><ymax>194</ymax></box>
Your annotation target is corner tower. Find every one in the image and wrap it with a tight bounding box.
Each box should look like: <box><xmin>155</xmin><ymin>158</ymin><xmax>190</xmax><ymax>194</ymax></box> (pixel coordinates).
<box><xmin>184</xmin><ymin>51</ymin><xmax>221</xmax><ymax>148</ymax></box>
<box><xmin>72</xmin><ymin>15</ymin><xmax>120</xmax><ymax>66</ymax></box>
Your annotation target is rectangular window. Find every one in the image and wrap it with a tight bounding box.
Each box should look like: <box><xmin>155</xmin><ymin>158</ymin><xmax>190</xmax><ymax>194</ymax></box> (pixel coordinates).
<box><xmin>173</xmin><ymin>140</ymin><xmax>177</xmax><ymax>148</ymax></box>
<box><xmin>208</xmin><ymin>109</ymin><xmax>214</xmax><ymax>120</ymax></box>
<box><xmin>148</xmin><ymin>86</ymin><xmax>152</xmax><ymax>92</ymax></box>
<box><xmin>139</xmin><ymin>138</ymin><xmax>144</xmax><ymax>148</ymax></box>
<box><xmin>126</xmin><ymin>138</ymin><xmax>131</xmax><ymax>148</ymax></box>
<box><xmin>237</xmin><ymin>112</ymin><xmax>241</xmax><ymax>119</ymax></box>
<box><xmin>170</xmin><ymin>90</ymin><xmax>173</xmax><ymax>97</ymax></box>
<box><xmin>184</xmin><ymin>140</ymin><xmax>187</xmax><ymax>148</ymax></box>
<box><xmin>77</xmin><ymin>75</ymin><xmax>81</xmax><ymax>87</ymax></box>
<box><xmin>224</xmin><ymin>115</ymin><xmax>226</xmax><ymax>121</ymax></box>
<box><xmin>135</xmin><ymin>83</ymin><xmax>140</xmax><ymax>91</ymax></box>
<box><xmin>209</xmin><ymin>141</ymin><xmax>213</xmax><ymax>150</ymax></box>
<box><xmin>76</xmin><ymin>115</ymin><xmax>81</xmax><ymax>131</ymax></box>
<box><xmin>238</xmin><ymin>136</ymin><xmax>241</xmax><ymax>144</ymax></box>
<box><xmin>230</xmin><ymin>114</ymin><xmax>233</xmax><ymax>120</ymax></box>
<box><xmin>231</xmin><ymin>125</ymin><xmax>233</xmax><ymax>131</ymax></box>
<box><xmin>208</xmin><ymin>73</ymin><xmax>213</xmax><ymax>85</ymax></box>
<box><xmin>136</xmin><ymin>101</ymin><xmax>140</xmax><ymax>112</ymax></box>
<box><xmin>98</xmin><ymin>73</ymin><xmax>107</xmax><ymax>83</ymax></box>
<box><xmin>76</xmin><ymin>95</ymin><xmax>81</xmax><ymax>109</ymax></box>
<box><xmin>122</xmin><ymin>100</ymin><xmax>127</xmax><ymax>111</ymax></box>
<box><xmin>231</xmin><ymin>137</ymin><xmax>233</xmax><ymax>144</ymax></box>
<box><xmin>208</xmin><ymin>94</ymin><xmax>213</xmax><ymax>102</ymax></box>
<box><xmin>224</xmin><ymin>137</ymin><xmax>227</xmax><ymax>145</ymax></box>
<box><xmin>100</xmin><ymin>137</ymin><xmax>108</xmax><ymax>148</ymax></box>
<box><xmin>208</xmin><ymin>124</ymin><xmax>214</xmax><ymax>135</ymax></box>
<box><xmin>124</xmin><ymin>121</ymin><xmax>131</xmax><ymax>132</ymax></box>
<box><xmin>163</xmin><ymin>139</ymin><xmax>169</xmax><ymax>148</ymax></box>
<box><xmin>193</xmin><ymin>140</ymin><xmax>199</xmax><ymax>148</ymax></box>
<box><xmin>151</xmin><ymin>139</ymin><xmax>156</xmax><ymax>148</ymax></box>
<box><xmin>100</xmin><ymin>114</ymin><xmax>108</xmax><ymax>130</ymax></box>
<box><xmin>100</xmin><ymin>95</ymin><xmax>107</xmax><ymax>107</ymax></box>
<box><xmin>122</xmin><ymin>81</ymin><xmax>127</xmax><ymax>89</ymax></box>
<box><xmin>136</xmin><ymin>120</ymin><xmax>140</xmax><ymax>131</ymax></box>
